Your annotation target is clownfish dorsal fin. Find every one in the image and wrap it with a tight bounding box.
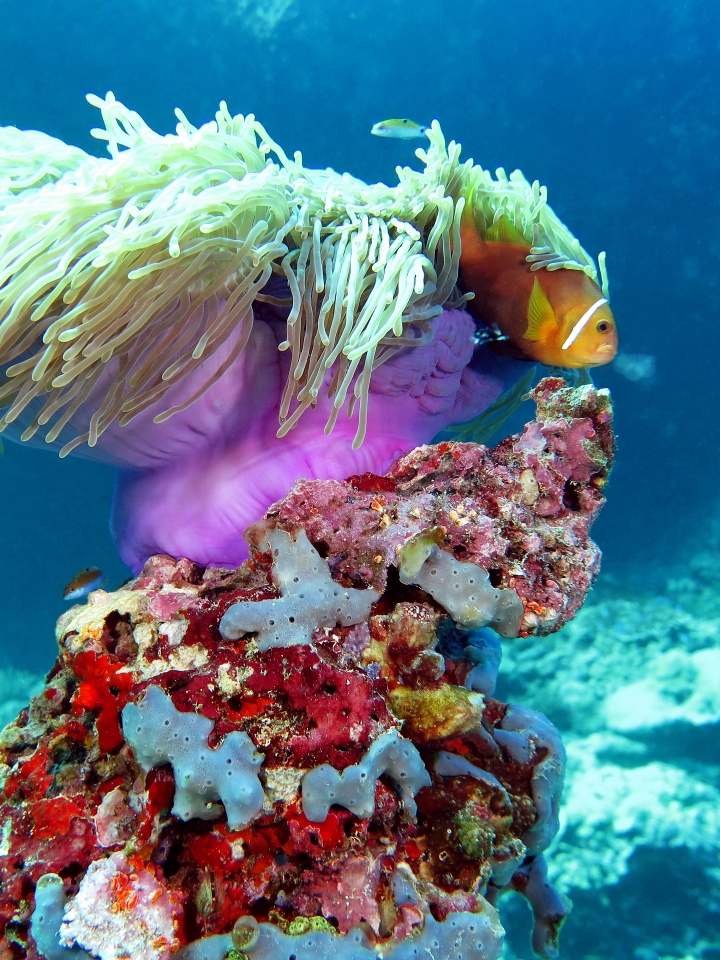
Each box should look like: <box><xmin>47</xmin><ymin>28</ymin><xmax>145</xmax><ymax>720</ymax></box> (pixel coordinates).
<box><xmin>461</xmin><ymin>182</ymin><xmax>485</xmax><ymax>235</ymax></box>
<box><xmin>484</xmin><ymin>215</ymin><xmax>528</xmax><ymax>246</ymax></box>
<box><xmin>525</xmin><ymin>277</ymin><xmax>558</xmax><ymax>341</ymax></box>
<box><xmin>459</xmin><ymin>185</ymin><xmax>489</xmax><ymax>262</ymax></box>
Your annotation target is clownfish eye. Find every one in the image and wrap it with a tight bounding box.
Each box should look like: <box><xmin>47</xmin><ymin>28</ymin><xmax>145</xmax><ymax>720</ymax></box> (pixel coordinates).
<box><xmin>596</xmin><ymin>320</ymin><xmax>610</xmax><ymax>333</ymax></box>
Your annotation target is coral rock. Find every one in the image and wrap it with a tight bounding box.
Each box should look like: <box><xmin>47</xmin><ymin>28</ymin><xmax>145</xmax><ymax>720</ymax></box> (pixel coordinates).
<box><xmin>0</xmin><ymin>378</ymin><xmax>611</xmax><ymax>960</ymax></box>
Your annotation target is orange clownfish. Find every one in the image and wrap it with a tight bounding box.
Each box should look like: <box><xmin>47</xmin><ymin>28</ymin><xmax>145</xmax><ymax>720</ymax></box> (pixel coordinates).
<box><xmin>458</xmin><ymin>209</ymin><xmax>618</xmax><ymax>368</ymax></box>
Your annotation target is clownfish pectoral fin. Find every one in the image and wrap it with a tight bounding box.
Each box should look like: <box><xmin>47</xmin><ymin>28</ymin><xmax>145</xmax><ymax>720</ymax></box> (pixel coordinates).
<box><xmin>484</xmin><ymin>215</ymin><xmax>528</xmax><ymax>246</ymax></box>
<box><xmin>525</xmin><ymin>277</ymin><xmax>558</xmax><ymax>341</ymax></box>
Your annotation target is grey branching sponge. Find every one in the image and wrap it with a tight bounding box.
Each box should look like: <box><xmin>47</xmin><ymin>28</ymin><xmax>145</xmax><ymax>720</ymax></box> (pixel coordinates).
<box><xmin>31</xmin><ymin>875</ymin><xmax>89</xmax><ymax>960</ymax></box>
<box><xmin>463</xmin><ymin>628</ymin><xmax>503</xmax><ymax>696</ymax></box>
<box><xmin>173</xmin><ymin>906</ymin><xmax>503</xmax><ymax>960</ymax></box>
<box><xmin>121</xmin><ymin>685</ymin><xmax>265</xmax><ymax>829</ymax></box>
<box><xmin>219</xmin><ymin>528</ymin><xmax>380</xmax><ymax>651</ymax></box>
<box><xmin>493</xmin><ymin>703</ymin><xmax>565</xmax><ymax>856</ymax></box>
<box><xmin>301</xmin><ymin>728</ymin><xmax>430</xmax><ymax>822</ymax></box>
<box><xmin>399</xmin><ymin>540</ymin><xmax>523</xmax><ymax>638</ymax></box>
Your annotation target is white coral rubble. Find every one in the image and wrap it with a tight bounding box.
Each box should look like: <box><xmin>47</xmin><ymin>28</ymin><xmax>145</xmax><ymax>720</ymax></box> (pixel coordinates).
<box><xmin>60</xmin><ymin>854</ymin><xmax>181</xmax><ymax>960</ymax></box>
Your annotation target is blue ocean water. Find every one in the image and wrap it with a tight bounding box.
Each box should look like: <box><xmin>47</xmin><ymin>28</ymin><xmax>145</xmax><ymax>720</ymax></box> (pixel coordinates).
<box><xmin>0</xmin><ymin>1</ymin><xmax>718</xmax><ymax>957</ymax></box>
<box><xmin>1</xmin><ymin>0</ymin><xmax>718</xmax><ymax>662</ymax></box>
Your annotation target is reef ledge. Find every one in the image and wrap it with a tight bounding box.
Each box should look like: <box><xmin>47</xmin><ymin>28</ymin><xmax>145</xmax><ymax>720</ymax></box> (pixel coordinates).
<box><xmin>0</xmin><ymin>378</ymin><xmax>612</xmax><ymax>960</ymax></box>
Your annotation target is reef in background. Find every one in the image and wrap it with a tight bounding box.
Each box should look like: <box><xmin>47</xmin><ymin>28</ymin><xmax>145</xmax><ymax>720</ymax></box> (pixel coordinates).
<box><xmin>0</xmin><ymin>379</ymin><xmax>613</xmax><ymax>960</ymax></box>
<box><xmin>499</xmin><ymin>507</ymin><xmax>720</xmax><ymax>960</ymax></box>
<box><xmin>0</xmin><ymin>669</ymin><xmax>43</xmax><ymax>731</ymax></box>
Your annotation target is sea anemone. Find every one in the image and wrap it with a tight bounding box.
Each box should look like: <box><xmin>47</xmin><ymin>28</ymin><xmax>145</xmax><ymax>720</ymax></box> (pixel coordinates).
<box><xmin>0</xmin><ymin>94</ymin><xmax>605</xmax><ymax>569</ymax></box>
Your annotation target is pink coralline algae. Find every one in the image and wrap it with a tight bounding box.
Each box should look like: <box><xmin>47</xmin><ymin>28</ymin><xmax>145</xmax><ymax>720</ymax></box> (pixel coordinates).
<box><xmin>0</xmin><ymin>378</ymin><xmax>611</xmax><ymax>960</ymax></box>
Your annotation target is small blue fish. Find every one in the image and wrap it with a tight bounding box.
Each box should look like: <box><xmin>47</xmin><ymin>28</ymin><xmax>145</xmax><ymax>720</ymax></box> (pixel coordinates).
<box><xmin>63</xmin><ymin>566</ymin><xmax>106</xmax><ymax>601</ymax></box>
<box><xmin>371</xmin><ymin>118</ymin><xmax>429</xmax><ymax>140</ymax></box>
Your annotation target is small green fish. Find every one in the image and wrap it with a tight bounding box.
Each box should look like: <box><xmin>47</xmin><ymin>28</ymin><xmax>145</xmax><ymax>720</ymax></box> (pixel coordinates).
<box><xmin>63</xmin><ymin>566</ymin><xmax>105</xmax><ymax>601</ymax></box>
<box><xmin>370</xmin><ymin>118</ymin><xmax>429</xmax><ymax>140</ymax></box>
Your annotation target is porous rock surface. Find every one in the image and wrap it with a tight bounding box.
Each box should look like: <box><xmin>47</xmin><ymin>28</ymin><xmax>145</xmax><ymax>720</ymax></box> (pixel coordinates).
<box><xmin>257</xmin><ymin>377</ymin><xmax>612</xmax><ymax>636</ymax></box>
<box><xmin>0</xmin><ymin>378</ymin><xmax>612</xmax><ymax>960</ymax></box>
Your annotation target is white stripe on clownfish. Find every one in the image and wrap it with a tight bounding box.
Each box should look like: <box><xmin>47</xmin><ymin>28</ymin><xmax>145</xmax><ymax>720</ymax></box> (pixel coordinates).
<box><xmin>561</xmin><ymin>298</ymin><xmax>608</xmax><ymax>351</ymax></box>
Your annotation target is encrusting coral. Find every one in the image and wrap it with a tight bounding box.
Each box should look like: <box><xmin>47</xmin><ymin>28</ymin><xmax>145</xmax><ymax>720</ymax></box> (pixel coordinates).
<box><xmin>0</xmin><ymin>378</ymin><xmax>612</xmax><ymax>960</ymax></box>
<box><xmin>0</xmin><ymin>96</ymin><xmax>610</xmax><ymax>571</ymax></box>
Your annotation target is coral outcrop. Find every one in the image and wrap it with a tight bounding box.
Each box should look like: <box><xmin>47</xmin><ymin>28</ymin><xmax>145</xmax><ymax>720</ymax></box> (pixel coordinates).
<box><xmin>0</xmin><ymin>378</ymin><xmax>612</xmax><ymax>960</ymax></box>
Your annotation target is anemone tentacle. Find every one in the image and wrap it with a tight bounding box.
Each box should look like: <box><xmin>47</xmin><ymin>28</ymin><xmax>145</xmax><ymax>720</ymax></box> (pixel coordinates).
<box><xmin>0</xmin><ymin>93</ymin><xmax>605</xmax><ymax>453</ymax></box>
